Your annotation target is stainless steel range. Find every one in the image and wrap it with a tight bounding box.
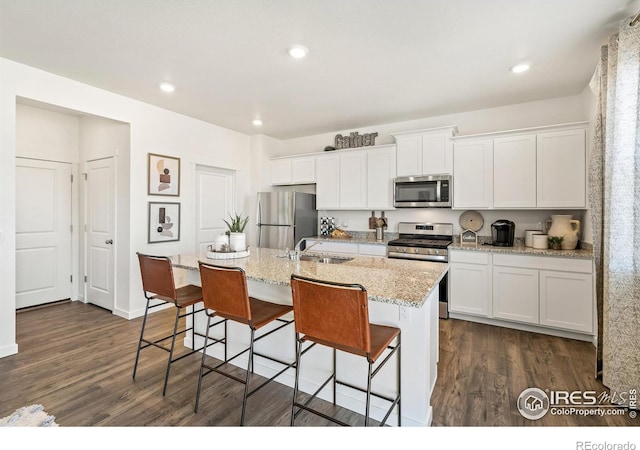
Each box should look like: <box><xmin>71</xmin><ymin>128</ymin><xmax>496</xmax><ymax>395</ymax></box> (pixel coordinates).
<box><xmin>387</xmin><ymin>222</ymin><xmax>452</xmax><ymax>318</ymax></box>
<box><xmin>387</xmin><ymin>222</ymin><xmax>453</xmax><ymax>262</ymax></box>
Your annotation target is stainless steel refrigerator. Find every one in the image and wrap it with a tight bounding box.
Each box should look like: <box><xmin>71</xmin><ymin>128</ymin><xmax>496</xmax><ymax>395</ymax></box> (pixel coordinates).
<box><xmin>256</xmin><ymin>191</ymin><xmax>317</xmax><ymax>250</ymax></box>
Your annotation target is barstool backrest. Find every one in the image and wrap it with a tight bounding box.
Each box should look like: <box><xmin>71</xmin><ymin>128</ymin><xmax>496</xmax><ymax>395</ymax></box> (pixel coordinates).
<box><xmin>137</xmin><ymin>253</ymin><xmax>177</xmax><ymax>300</ymax></box>
<box><xmin>290</xmin><ymin>275</ymin><xmax>370</xmax><ymax>355</ymax></box>
<box><xmin>199</xmin><ymin>262</ymin><xmax>251</xmax><ymax>322</ymax></box>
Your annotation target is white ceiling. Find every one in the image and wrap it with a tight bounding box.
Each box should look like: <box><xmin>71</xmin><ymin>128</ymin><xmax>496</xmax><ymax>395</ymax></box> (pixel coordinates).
<box><xmin>1</xmin><ymin>0</ymin><xmax>638</xmax><ymax>139</ymax></box>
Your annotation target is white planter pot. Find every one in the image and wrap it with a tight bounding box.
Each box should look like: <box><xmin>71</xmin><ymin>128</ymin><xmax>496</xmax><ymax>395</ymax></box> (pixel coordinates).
<box><xmin>229</xmin><ymin>232</ymin><xmax>246</xmax><ymax>252</ymax></box>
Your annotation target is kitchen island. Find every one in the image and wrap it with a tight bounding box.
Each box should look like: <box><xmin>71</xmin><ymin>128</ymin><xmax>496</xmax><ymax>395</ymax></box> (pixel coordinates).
<box><xmin>170</xmin><ymin>247</ymin><xmax>447</xmax><ymax>426</ymax></box>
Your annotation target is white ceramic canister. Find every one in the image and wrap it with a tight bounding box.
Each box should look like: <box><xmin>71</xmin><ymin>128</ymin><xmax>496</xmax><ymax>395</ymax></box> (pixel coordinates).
<box><xmin>524</xmin><ymin>230</ymin><xmax>545</xmax><ymax>247</ymax></box>
<box><xmin>229</xmin><ymin>232</ymin><xmax>246</xmax><ymax>252</ymax></box>
<box><xmin>532</xmin><ymin>234</ymin><xmax>549</xmax><ymax>249</ymax></box>
<box><xmin>214</xmin><ymin>233</ymin><xmax>229</xmax><ymax>251</ymax></box>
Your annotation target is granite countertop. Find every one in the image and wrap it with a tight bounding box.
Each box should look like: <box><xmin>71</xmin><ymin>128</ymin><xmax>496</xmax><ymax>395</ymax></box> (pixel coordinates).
<box><xmin>448</xmin><ymin>241</ymin><xmax>594</xmax><ymax>259</ymax></box>
<box><xmin>308</xmin><ymin>230</ymin><xmax>398</xmax><ymax>245</ymax></box>
<box><xmin>169</xmin><ymin>247</ymin><xmax>446</xmax><ymax>308</ymax></box>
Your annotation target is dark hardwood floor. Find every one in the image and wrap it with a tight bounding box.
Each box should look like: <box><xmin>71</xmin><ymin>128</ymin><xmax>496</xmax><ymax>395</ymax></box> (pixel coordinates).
<box><xmin>0</xmin><ymin>301</ymin><xmax>636</xmax><ymax>428</ymax></box>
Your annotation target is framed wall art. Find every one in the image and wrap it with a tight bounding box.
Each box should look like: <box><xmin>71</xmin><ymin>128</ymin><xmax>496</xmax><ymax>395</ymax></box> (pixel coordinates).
<box><xmin>148</xmin><ymin>202</ymin><xmax>180</xmax><ymax>243</ymax></box>
<box><xmin>148</xmin><ymin>153</ymin><xmax>180</xmax><ymax>196</ymax></box>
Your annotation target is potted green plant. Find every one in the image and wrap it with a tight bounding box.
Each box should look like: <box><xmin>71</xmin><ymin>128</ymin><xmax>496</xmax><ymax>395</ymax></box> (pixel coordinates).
<box><xmin>224</xmin><ymin>213</ymin><xmax>249</xmax><ymax>251</ymax></box>
<box><xmin>547</xmin><ymin>235</ymin><xmax>564</xmax><ymax>250</ymax></box>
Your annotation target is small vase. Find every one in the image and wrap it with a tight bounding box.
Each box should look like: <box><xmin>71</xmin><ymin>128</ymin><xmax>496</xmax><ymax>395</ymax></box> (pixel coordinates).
<box><xmin>546</xmin><ymin>215</ymin><xmax>580</xmax><ymax>250</ymax></box>
<box><xmin>229</xmin><ymin>232</ymin><xmax>246</xmax><ymax>252</ymax></box>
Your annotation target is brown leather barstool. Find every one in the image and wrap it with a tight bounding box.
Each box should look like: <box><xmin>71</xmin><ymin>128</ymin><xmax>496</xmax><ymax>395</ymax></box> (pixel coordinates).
<box><xmin>289</xmin><ymin>274</ymin><xmax>401</xmax><ymax>427</ymax></box>
<box><xmin>133</xmin><ymin>252</ymin><xmax>208</xmax><ymax>396</ymax></box>
<box><xmin>195</xmin><ymin>261</ymin><xmax>295</xmax><ymax>425</ymax></box>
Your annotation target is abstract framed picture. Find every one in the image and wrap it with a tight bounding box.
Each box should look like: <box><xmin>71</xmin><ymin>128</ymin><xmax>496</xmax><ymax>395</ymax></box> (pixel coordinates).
<box><xmin>148</xmin><ymin>202</ymin><xmax>180</xmax><ymax>243</ymax></box>
<box><xmin>148</xmin><ymin>153</ymin><xmax>180</xmax><ymax>196</ymax></box>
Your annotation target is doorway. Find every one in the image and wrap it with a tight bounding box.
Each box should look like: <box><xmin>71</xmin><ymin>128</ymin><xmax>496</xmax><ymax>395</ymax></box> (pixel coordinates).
<box><xmin>195</xmin><ymin>165</ymin><xmax>234</xmax><ymax>253</ymax></box>
<box><xmin>15</xmin><ymin>158</ymin><xmax>72</xmax><ymax>309</ymax></box>
<box><xmin>84</xmin><ymin>157</ymin><xmax>116</xmax><ymax>311</ymax></box>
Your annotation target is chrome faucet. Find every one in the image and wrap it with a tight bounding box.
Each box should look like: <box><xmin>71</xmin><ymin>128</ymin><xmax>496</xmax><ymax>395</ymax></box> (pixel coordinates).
<box><xmin>292</xmin><ymin>239</ymin><xmax>321</xmax><ymax>260</ymax></box>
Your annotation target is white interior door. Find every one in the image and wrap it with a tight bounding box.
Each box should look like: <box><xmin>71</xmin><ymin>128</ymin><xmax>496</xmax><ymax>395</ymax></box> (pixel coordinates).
<box><xmin>86</xmin><ymin>158</ymin><xmax>115</xmax><ymax>311</ymax></box>
<box><xmin>15</xmin><ymin>158</ymin><xmax>72</xmax><ymax>309</ymax></box>
<box><xmin>196</xmin><ymin>165</ymin><xmax>234</xmax><ymax>253</ymax></box>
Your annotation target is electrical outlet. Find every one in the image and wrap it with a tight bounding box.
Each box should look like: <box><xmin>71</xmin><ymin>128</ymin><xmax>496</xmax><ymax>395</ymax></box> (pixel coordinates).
<box><xmin>399</xmin><ymin>306</ymin><xmax>411</xmax><ymax>322</ymax></box>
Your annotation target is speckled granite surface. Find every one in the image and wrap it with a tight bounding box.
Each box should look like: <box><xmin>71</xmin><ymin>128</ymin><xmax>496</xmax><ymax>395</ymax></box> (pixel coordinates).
<box><xmin>449</xmin><ymin>241</ymin><xmax>594</xmax><ymax>259</ymax></box>
<box><xmin>169</xmin><ymin>247</ymin><xmax>446</xmax><ymax>308</ymax></box>
<box><xmin>309</xmin><ymin>231</ymin><xmax>398</xmax><ymax>245</ymax></box>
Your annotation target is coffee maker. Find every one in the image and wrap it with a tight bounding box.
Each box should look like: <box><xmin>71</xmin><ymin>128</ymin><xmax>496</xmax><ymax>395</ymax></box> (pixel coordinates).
<box><xmin>491</xmin><ymin>219</ymin><xmax>515</xmax><ymax>247</ymax></box>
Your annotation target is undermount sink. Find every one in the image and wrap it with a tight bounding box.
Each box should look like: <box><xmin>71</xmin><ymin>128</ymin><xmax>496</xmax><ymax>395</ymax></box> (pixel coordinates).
<box><xmin>299</xmin><ymin>254</ymin><xmax>353</xmax><ymax>264</ymax></box>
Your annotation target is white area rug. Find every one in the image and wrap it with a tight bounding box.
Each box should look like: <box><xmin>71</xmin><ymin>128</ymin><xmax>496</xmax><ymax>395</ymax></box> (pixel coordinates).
<box><xmin>0</xmin><ymin>404</ymin><xmax>58</xmax><ymax>427</ymax></box>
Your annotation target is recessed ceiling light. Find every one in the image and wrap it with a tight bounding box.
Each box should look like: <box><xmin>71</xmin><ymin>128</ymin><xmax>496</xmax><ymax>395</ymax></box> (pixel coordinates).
<box><xmin>159</xmin><ymin>82</ymin><xmax>175</xmax><ymax>93</ymax></box>
<box><xmin>252</xmin><ymin>118</ymin><xmax>263</xmax><ymax>126</ymax></box>
<box><xmin>510</xmin><ymin>63</ymin><xmax>530</xmax><ymax>74</ymax></box>
<box><xmin>287</xmin><ymin>45</ymin><xmax>309</xmax><ymax>59</ymax></box>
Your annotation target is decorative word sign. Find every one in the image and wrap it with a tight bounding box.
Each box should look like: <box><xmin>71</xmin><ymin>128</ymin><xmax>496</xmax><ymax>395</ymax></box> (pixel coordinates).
<box><xmin>334</xmin><ymin>132</ymin><xmax>378</xmax><ymax>149</ymax></box>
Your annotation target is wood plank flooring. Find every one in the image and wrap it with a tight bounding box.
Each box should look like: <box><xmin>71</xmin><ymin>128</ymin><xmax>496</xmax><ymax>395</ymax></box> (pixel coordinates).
<box><xmin>0</xmin><ymin>301</ymin><xmax>636</xmax><ymax>427</ymax></box>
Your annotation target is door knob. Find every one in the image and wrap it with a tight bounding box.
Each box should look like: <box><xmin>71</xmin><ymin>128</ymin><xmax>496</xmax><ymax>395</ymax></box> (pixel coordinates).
<box><xmin>105</xmin><ymin>239</ymin><xmax>113</xmax><ymax>245</ymax></box>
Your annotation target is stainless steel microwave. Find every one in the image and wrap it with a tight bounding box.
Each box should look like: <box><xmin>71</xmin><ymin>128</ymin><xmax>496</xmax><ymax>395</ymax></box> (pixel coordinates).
<box><xmin>393</xmin><ymin>175</ymin><xmax>452</xmax><ymax>208</ymax></box>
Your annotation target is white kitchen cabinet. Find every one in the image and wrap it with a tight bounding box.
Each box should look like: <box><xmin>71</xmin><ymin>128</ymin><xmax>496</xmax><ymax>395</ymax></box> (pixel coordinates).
<box><xmin>453</xmin><ymin>122</ymin><xmax>587</xmax><ymax>209</ymax></box>
<box><xmin>492</xmin><ymin>253</ymin><xmax>593</xmax><ymax>334</ymax></box>
<box><xmin>492</xmin><ymin>266</ymin><xmax>539</xmax><ymax>324</ymax></box>
<box><xmin>315</xmin><ymin>154</ymin><xmax>340</xmax><ymax>209</ymax></box>
<box><xmin>448</xmin><ymin>250</ymin><xmax>490</xmax><ymax>317</ymax></box>
<box><xmin>536</xmin><ymin>128</ymin><xmax>586</xmax><ymax>208</ymax></box>
<box><xmin>339</xmin><ymin>151</ymin><xmax>367</xmax><ymax>209</ymax></box>
<box><xmin>392</xmin><ymin>126</ymin><xmax>457</xmax><ymax>177</ymax></box>
<box><xmin>269</xmin><ymin>159</ymin><xmax>293</xmax><ymax>185</ymax></box>
<box><xmin>304</xmin><ymin>239</ymin><xmax>387</xmax><ymax>257</ymax></box>
<box><xmin>269</xmin><ymin>155</ymin><xmax>316</xmax><ymax>185</ymax></box>
<box><xmin>493</xmin><ymin>134</ymin><xmax>537</xmax><ymax>208</ymax></box>
<box><xmin>539</xmin><ymin>270</ymin><xmax>593</xmax><ymax>333</ymax></box>
<box><xmin>366</xmin><ymin>146</ymin><xmax>396</xmax><ymax>209</ymax></box>
<box><xmin>315</xmin><ymin>144</ymin><xmax>396</xmax><ymax>210</ymax></box>
<box><xmin>452</xmin><ymin>139</ymin><xmax>493</xmax><ymax>209</ymax></box>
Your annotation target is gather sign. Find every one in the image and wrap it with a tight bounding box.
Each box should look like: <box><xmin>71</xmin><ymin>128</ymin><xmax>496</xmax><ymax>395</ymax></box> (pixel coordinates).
<box><xmin>334</xmin><ymin>131</ymin><xmax>379</xmax><ymax>150</ymax></box>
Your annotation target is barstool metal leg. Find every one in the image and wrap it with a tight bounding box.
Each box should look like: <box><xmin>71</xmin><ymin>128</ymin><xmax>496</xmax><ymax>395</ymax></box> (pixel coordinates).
<box><xmin>132</xmin><ymin>298</ymin><xmax>150</xmax><ymax>379</ymax></box>
<box><xmin>194</xmin><ymin>315</ymin><xmax>212</xmax><ymax>413</ymax></box>
<box><xmin>332</xmin><ymin>348</ymin><xmax>337</xmax><ymax>405</ymax></box>
<box><xmin>240</xmin><ymin>327</ymin><xmax>256</xmax><ymax>426</ymax></box>
<box><xmin>365</xmin><ymin>358</ymin><xmax>373</xmax><ymax>427</ymax></box>
<box><xmin>162</xmin><ymin>307</ymin><xmax>182</xmax><ymax>396</ymax></box>
<box><xmin>397</xmin><ymin>334</ymin><xmax>402</xmax><ymax>427</ymax></box>
<box><xmin>290</xmin><ymin>333</ymin><xmax>302</xmax><ymax>426</ymax></box>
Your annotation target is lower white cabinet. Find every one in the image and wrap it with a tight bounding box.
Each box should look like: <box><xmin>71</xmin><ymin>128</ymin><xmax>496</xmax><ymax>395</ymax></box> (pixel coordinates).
<box><xmin>304</xmin><ymin>240</ymin><xmax>386</xmax><ymax>257</ymax></box>
<box><xmin>449</xmin><ymin>250</ymin><xmax>594</xmax><ymax>336</ymax></box>
<box><xmin>492</xmin><ymin>266</ymin><xmax>539</xmax><ymax>324</ymax></box>
<box><xmin>539</xmin><ymin>270</ymin><xmax>593</xmax><ymax>333</ymax></box>
<box><xmin>448</xmin><ymin>250</ymin><xmax>490</xmax><ymax>317</ymax></box>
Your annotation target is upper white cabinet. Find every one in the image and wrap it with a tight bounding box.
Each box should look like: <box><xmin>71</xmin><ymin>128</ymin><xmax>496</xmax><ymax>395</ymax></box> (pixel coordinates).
<box><xmin>315</xmin><ymin>145</ymin><xmax>396</xmax><ymax>210</ymax></box>
<box><xmin>493</xmin><ymin>134</ymin><xmax>537</xmax><ymax>208</ymax></box>
<box><xmin>537</xmin><ymin>129</ymin><xmax>586</xmax><ymax>208</ymax></box>
<box><xmin>338</xmin><ymin>151</ymin><xmax>367</xmax><ymax>209</ymax></box>
<box><xmin>453</xmin><ymin>139</ymin><xmax>493</xmax><ymax>209</ymax></box>
<box><xmin>269</xmin><ymin>155</ymin><xmax>316</xmax><ymax>185</ymax></box>
<box><xmin>391</xmin><ymin>126</ymin><xmax>458</xmax><ymax>177</ymax></box>
<box><xmin>452</xmin><ymin>122</ymin><xmax>587</xmax><ymax>210</ymax></box>
<box><xmin>315</xmin><ymin>153</ymin><xmax>340</xmax><ymax>209</ymax></box>
<box><xmin>366</xmin><ymin>146</ymin><xmax>396</xmax><ymax>209</ymax></box>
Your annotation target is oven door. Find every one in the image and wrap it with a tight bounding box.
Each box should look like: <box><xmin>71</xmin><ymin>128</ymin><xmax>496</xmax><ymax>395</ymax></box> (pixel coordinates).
<box><xmin>393</xmin><ymin>175</ymin><xmax>451</xmax><ymax>208</ymax></box>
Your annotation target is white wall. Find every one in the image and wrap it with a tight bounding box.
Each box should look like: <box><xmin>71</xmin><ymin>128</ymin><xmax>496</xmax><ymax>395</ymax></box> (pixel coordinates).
<box><xmin>16</xmin><ymin>102</ymin><xmax>80</xmax><ymax>162</ymax></box>
<box><xmin>0</xmin><ymin>57</ymin><xmax>251</xmax><ymax>358</ymax></box>
<box><xmin>276</xmin><ymin>95</ymin><xmax>586</xmax><ymax>156</ymax></box>
<box><xmin>261</xmin><ymin>94</ymin><xmax>591</xmax><ymax>241</ymax></box>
